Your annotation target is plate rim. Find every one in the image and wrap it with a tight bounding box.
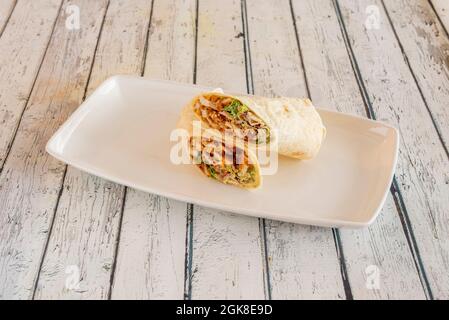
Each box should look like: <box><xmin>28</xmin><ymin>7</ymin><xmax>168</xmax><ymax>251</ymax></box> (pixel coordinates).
<box><xmin>46</xmin><ymin>75</ymin><xmax>399</xmax><ymax>228</ymax></box>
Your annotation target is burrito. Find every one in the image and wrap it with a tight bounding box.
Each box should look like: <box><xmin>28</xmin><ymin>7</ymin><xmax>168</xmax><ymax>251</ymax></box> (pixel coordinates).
<box><xmin>189</xmin><ymin>92</ymin><xmax>326</xmax><ymax>159</ymax></box>
<box><xmin>177</xmin><ymin>106</ymin><xmax>262</xmax><ymax>189</ymax></box>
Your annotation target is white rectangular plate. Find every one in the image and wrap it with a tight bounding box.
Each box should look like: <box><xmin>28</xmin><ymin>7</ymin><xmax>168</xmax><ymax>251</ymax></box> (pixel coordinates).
<box><xmin>47</xmin><ymin>76</ymin><xmax>398</xmax><ymax>228</ymax></box>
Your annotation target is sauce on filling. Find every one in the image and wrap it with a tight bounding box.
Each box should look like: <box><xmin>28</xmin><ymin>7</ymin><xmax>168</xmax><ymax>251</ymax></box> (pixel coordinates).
<box><xmin>193</xmin><ymin>95</ymin><xmax>270</xmax><ymax>144</ymax></box>
<box><xmin>191</xmin><ymin>136</ymin><xmax>256</xmax><ymax>186</ymax></box>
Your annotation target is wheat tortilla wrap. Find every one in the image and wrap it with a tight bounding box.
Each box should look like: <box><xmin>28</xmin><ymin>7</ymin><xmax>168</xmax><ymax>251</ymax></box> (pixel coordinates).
<box><xmin>188</xmin><ymin>92</ymin><xmax>326</xmax><ymax>159</ymax></box>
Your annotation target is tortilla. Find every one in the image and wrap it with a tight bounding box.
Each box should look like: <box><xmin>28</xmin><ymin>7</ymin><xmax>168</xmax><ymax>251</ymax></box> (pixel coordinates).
<box><xmin>188</xmin><ymin>92</ymin><xmax>326</xmax><ymax>159</ymax></box>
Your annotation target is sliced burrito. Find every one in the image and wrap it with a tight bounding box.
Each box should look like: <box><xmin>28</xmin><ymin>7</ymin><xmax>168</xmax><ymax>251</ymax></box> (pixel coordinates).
<box><xmin>188</xmin><ymin>92</ymin><xmax>326</xmax><ymax>159</ymax></box>
<box><xmin>177</xmin><ymin>106</ymin><xmax>262</xmax><ymax>189</ymax></box>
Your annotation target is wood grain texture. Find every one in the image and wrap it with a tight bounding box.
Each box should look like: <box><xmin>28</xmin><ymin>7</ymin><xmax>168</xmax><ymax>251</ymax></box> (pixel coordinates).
<box><xmin>431</xmin><ymin>0</ymin><xmax>449</xmax><ymax>32</ymax></box>
<box><xmin>265</xmin><ymin>224</ymin><xmax>345</xmax><ymax>299</ymax></box>
<box><xmin>111</xmin><ymin>0</ymin><xmax>196</xmax><ymax>299</ymax></box>
<box><xmin>191</xmin><ymin>207</ymin><xmax>266</xmax><ymax>299</ymax></box>
<box><xmin>0</xmin><ymin>0</ymin><xmax>107</xmax><ymax>299</ymax></box>
<box><xmin>383</xmin><ymin>0</ymin><xmax>449</xmax><ymax>148</ymax></box>
<box><xmin>112</xmin><ymin>193</ymin><xmax>188</xmax><ymax>299</ymax></box>
<box><xmin>338</xmin><ymin>0</ymin><xmax>449</xmax><ymax>299</ymax></box>
<box><xmin>34</xmin><ymin>171</ymin><xmax>124</xmax><ymax>299</ymax></box>
<box><xmin>34</xmin><ymin>0</ymin><xmax>153</xmax><ymax>300</ymax></box>
<box><xmin>0</xmin><ymin>0</ymin><xmax>61</xmax><ymax>170</ymax></box>
<box><xmin>0</xmin><ymin>0</ymin><xmax>445</xmax><ymax>300</ymax></box>
<box><xmin>245</xmin><ymin>0</ymin><xmax>345</xmax><ymax>299</ymax></box>
<box><xmin>291</xmin><ymin>0</ymin><xmax>425</xmax><ymax>299</ymax></box>
<box><xmin>0</xmin><ymin>0</ymin><xmax>15</xmax><ymax>36</ymax></box>
<box><xmin>143</xmin><ymin>0</ymin><xmax>196</xmax><ymax>82</ymax></box>
<box><xmin>190</xmin><ymin>0</ymin><xmax>267</xmax><ymax>299</ymax></box>
<box><xmin>339</xmin><ymin>200</ymin><xmax>426</xmax><ymax>299</ymax></box>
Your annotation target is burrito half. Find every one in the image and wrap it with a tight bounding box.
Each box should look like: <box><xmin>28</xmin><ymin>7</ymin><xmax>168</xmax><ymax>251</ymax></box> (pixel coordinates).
<box><xmin>189</xmin><ymin>92</ymin><xmax>326</xmax><ymax>159</ymax></box>
<box><xmin>177</xmin><ymin>106</ymin><xmax>262</xmax><ymax>189</ymax></box>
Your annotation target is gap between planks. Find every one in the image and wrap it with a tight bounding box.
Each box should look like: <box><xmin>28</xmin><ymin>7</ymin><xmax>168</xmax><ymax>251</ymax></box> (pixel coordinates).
<box><xmin>0</xmin><ymin>0</ymin><xmax>17</xmax><ymax>38</ymax></box>
<box><xmin>0</xmin><ymin>0</ymin><xmax>438</xmax><ymax>300</ymax></box>
<box><xmin>333</xmin><ymin>0</ymin><xmax>438</xmax><ymax>299</ymax></box>
<box><xmin>32</xmin><ymin>0</ymin><xmax>112</xmax><ymax>299</ymax></box>
<box><xmin>107</xmin><ymin>0</ymin><xmax>154</xmax><ymax>299</ymax></box>
<box><xmin>0</xmin><ymin>0</ymin><xmax>63</xmax><ymax>173</ymax></box>
<box><xmin>381</xmin><ymin>0</ymin><xmax>449</xmax><ymax>157</ymax></box>
<box><xmin>183</xmin><ymin>0</ymin><xmax>199</xmax><ymax>300</ymax></box>
<box><xmin>288</xmin><ymin>0</ymin><xmax>353</xmax><ymax>299</ymax></box>
<box><xmin>289</xmin><ymin>0</ymin><xmax>426</xmax><ymax>299</ymax></box>
<box><xmin>241</xmin><ymin>0</ymin><xmax>272</xmax><ymax>300</ymax></box>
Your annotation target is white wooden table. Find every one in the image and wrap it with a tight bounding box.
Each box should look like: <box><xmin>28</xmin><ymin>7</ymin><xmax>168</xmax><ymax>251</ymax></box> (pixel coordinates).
<box><xmin>0</xmin><ymin>0</ymin><xmax>448</xmax><ymax>300</ymax></box>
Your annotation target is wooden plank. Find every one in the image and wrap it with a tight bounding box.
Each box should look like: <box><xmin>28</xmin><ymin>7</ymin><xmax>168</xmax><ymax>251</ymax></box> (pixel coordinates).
<box><xmin>34</xmin><ymin>0</ymin><xmax>153</xmax><ymax>300</ymax></box>
<box><xmin>291</xmin><ymin>0</ymin><xmax>425</xmax><ymax>299</ymax></box>
<box><xmin>265</xmin><ymin>224</ymin><xmax>345</xmax><ymax>299</ymax></box>
<box><xmin>0</xmin><ymin>0</ymin><xmax>61</xmax><ymax>170</ymax></box>
<box><xmin>34</xmin><ymin>170</ymin><xmax>124</xmax><ymax>300</ymax></box>
<box><xmin>143</xmin><ymin>0</ymin><xmax>196</xmax><ymax>83</ymax></box>
<box><xmin>0</xmin><ymin>0</ymin><xmax>108</xmax><ymax>299</ymax></box>
<box><xmin>383</xmin><ymin>0</ymin><xmax>449</xmax><ymax>148</ymax></box>
<box><xmin>245</xmin><ymin>0</ymin><xmax>345</xmax><ymax>299</ymax></box>
<box><xmin>190</xmin><ymin>0</ymin><xmax>267</xmax><ymax>299</ymax></box>
<box><xmin>431</xmin><ymin>0</ymin><xmax>449</xmax><ymax>32</ymax></box>
<box><xmin>111</xmin><ymin>0</ymin><xmax>196</xmax><ymax>299</ymax></box>
<box><xmin>338</xmin><ymin>0</ymin><xmax>449</xmax><ymax>299</ymax></box>
<box><xmin>191</xmin><ymin>207</ymin><xmax>266</xmax><ymax>299</ymax></box>
<box><xmin>111</xmin><ymin>194</ymin><xmax>188</xmax><ymax>299</ymax></box>
<box><xmin>0</xmin><ymin>0</ymin><xmax>15</xmax><ymax>36</ymax></box>
<box><xmin>339</xmin><ymin>201</ymin><xmax>426</xmax><ymax>299</ymax></box>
